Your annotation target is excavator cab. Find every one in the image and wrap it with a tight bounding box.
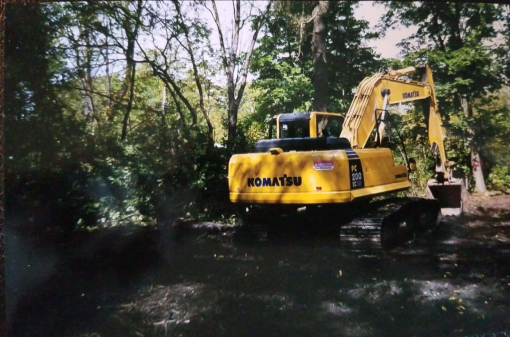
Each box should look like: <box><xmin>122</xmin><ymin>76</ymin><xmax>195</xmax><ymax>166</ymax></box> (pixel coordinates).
<box><xmin>255</xmin><ymin>112</ymin><xmax>350</xmax><ymax>153</ymax></box>
<box><xmin>279</xmin><ymin>113</ymin><xmax>310</xmax><ymax>138</ymax></box>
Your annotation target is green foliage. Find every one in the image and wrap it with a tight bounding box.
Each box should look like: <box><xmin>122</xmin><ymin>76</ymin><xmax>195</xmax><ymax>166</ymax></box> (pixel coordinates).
<box><xmin>5</xmin><ymin>4</ymin><xmax>68</xmax><ymax>173</ymax></box>
<box><xmin>378</xmin><ymin>2</ymin><xmax>506</xmax><ymax>191</ymax></box>
<box><xmin>384</xmin><ymin>108</ymin><xmax>436</xmax><ymax>196</ymax></box>
<box><xmin>251</xmin><ymin>60</ymin><xmax>313</xmax><ymax>119</ymax></box>
<box><xmin>497</xmin><ymin>5</ymin><xmax>510</xmax><ymax>84</ymax></box>
<box><xmin>487</xmin><ymin>165</ymin><xmax>510</xmax><ymax>192</ymax></box>
<box><xmin>251</xmin><ymin>1</ymin><xmax>381</xmax><ymax>116</ymax></box>
<box><xmin>5</xmin><ymin>2</ymin><xmax>234</xmax><ymax>233</ymax></box>
<box><xmin>6</xmin><ymin>0</ymin><xmax>510</xmax><ymax>235</ymax></box>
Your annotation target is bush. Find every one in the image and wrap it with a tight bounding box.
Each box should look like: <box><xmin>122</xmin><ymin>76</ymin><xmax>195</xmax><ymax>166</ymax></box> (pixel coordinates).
<box><xmin>487</xmin><ymin>165</ymin><xmax>510</xmax><ymax>192</ymax></box>
<box><xmin>6</xmin><ymin>167</ymin><xmax>99</xmax><ymax>232</ymax></box>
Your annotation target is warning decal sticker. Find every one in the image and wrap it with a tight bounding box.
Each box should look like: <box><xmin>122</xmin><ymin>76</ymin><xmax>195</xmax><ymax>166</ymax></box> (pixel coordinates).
<box><xmin>313</xmin><ymin>161</ymin><xmax>334</xmax><ymax>171</ymax></box>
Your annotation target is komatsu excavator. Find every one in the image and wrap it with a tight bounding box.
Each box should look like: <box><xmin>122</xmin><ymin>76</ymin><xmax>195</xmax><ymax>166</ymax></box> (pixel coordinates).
<box><xmin>228</xmin><ymin>65</ymin><xmax>467</xmax><ymax>250</ymax></box>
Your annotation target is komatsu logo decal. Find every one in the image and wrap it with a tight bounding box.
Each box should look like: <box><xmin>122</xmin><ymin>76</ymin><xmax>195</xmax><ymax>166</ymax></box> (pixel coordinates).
<box><xmin>395</xmin><ymin>172</ymin><xmax>407</xmax><ymax>178</ymax></box>
<box><xmin>247</xmin><ymin>175</ymin><xmax>302</xmax><ymax>187</ymax></box>
<box><xmin>402</xmin><ymin>91</ymin><xmax>419</xmax><ymax>99</ymax></box>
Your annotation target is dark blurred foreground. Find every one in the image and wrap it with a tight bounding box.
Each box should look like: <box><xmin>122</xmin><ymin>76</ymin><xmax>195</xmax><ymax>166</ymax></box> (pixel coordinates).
<box><xmin>5</xmin><ymin>195</ymin><xmax>510</xmax><ymax>337</ymax></box>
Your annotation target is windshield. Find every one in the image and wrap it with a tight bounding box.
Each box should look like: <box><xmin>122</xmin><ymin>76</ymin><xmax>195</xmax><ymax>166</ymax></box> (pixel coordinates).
<box><xmin>316</xmin><ymin>115</ymin><xmax>343</xmax><ymax>138</ymax></box>
<box><xmin>279</xmin><ymin>120</ymin><xmax>310</xmax><ymax>138</ymax></box>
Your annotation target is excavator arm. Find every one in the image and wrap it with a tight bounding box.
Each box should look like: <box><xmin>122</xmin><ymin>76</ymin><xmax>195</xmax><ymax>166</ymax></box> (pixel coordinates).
<box><xmin>340</xmin><ymin>65</ymin><xmax>448</xmax><ymax>177</ymax></box>
<box><xmin>340</xmin><ymin>64</ymin><xmax>467</xmax><ymax>214</ymax></box>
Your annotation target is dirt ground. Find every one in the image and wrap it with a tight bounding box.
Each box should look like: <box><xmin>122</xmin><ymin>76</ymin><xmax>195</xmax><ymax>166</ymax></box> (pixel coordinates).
<box><xmin>5</xmin><ymin>194</ymin><xmax>510</xmax><ymax>337</ymax></box>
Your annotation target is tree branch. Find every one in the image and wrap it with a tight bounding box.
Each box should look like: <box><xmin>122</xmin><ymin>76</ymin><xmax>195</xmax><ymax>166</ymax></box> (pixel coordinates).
<box><xmin>121</xmin><ymin>0</ymin><xmax>143</xmax><ymax>141</ymax></box>
<box><xmin>210</xmin><ymin>1</ymin><xmax>232</xmax><ymax>80</ymax></box>
<box><xmin>235</xmin><ymin>0</ymin><xmax>273</xmax><ymax>106</ymax></box>
<box><xmin>172</xmin><ymin>0</ymin><xmax>213</xmax><ymax>143</ymax></box>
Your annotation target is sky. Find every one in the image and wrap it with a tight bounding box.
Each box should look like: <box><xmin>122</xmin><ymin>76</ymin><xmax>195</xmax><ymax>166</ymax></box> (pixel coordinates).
<box><xmin>353</xmin><ymin>2</ymin><xmax>417</xmax><ymax>59</ymax></box>
<box><xmin>210</xmin><ymin>1</ymin><xmax>417</xmax><ymax>60</ymax></box>
<box><xmin>137</xmin><ymin>1</ymin><xmax>417</xmax><ymax>75</ymax></box>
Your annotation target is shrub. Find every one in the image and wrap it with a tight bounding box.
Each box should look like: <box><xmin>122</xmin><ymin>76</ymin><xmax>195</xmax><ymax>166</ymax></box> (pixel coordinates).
<box><xmin>487</xmin><ymin>165</ymin><xmax>510</xmax><ymax>192</ymax></box>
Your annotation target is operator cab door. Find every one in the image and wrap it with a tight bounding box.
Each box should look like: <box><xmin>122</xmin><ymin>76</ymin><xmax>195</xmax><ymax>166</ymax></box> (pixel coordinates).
<box><xmin>313</xmin><ymin>113</ymin><xmax>344</xmax><ymax>138</ymax></box>
<box><xmin>267</xmin><ymin>116</ymin><xmax>277</xmax><ymax>139</ymax></box>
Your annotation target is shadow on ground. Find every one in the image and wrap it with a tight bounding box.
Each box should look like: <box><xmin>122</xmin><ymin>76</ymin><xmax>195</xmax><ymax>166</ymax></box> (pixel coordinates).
<box><xmin>6</xmin><ymin>199</ymin><xmax>510</xmax><ymax>337</ymax></box>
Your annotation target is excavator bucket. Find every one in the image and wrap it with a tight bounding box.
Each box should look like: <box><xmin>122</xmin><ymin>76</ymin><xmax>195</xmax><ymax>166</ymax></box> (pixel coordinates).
<box><xmin>426</xmin><ymin>178</ymin><xmax>468</xmax><ymax>216</ymax></box>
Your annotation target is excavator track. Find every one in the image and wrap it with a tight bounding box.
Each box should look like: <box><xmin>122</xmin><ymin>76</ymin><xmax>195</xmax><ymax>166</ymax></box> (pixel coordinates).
<box><xmin>340</xmin><ymin>198</ymin><xmax>441</xmax><ymax>252</ymax></box>
<box><xmin>234</xmin><ymin>198</ymin><xmax>441</xmax><ymax>250</ymax></box>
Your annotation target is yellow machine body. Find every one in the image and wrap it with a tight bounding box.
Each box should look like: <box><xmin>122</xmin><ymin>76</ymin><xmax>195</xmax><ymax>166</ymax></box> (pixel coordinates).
<box><xmin>229</xmin><ymin>148</ymin><xmax>409</xmax><ymax>204</ymax></box>
<box><xmin>228</xmin><ymin>65</ymin><xmax>467</xmax><ymax>214</ymax></box>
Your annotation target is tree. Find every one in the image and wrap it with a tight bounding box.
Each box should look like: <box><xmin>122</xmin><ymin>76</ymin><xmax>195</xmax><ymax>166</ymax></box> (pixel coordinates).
<box><xmin>312</xmin><ymin>1</ymin><xmax>329</xmax><ymax>112</ymax></box>
<box><xmin>250</xmin><ymin>1</ymin><xmax>380</xmax><ymax>119</ymax></box>
<box><xmin>496</xmin><ymin>4</ymin><xmax>510</xmax><ymax>84</ymax></box>
<box><xmin>5</xmin><ymin>3</ymin><xmax>69</xmax><ymax>172</ymax></box>
<box><xmin>137</xmin><ymin>1</ymin><xmax>216</xmax><ymax>146</ymax></box>
<box><xmin>57</xmin><ymin>1</ymin><xmax>146</xmax><ymax>141</ymax></box>
<box><xmin>379</xmin><ymin>2</ymin><xmax>504</xmax><ymax>192</ymax></box>
<box><xmin>5</xmin><ymin>3</ymin><xmax>107</xmax><ymax>230</ymax></box>
<box><xmin>204</xmin><ymin>0</ymin><xmax>273</xmax><ymax>150</ymax></box>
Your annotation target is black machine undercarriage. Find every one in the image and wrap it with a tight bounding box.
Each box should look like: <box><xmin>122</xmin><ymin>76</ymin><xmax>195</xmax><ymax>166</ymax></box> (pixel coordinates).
<box><xmin>235</xmin><ymin>197</ymin><xmax>441</xmax><ymax>252</ymax></box>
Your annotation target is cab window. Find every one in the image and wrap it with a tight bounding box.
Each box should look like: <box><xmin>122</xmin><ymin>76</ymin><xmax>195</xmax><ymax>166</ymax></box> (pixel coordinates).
<box><xmin>280</xmin><ymin>120</ymin><xmax>310</xmax><ymax>138</ymax></box>
<box><xmin>316</xmin><ymin>115</ymin><xmax>343</xmax><ymax>137</ymax></box>
<box><xmin>267</xmin><ymin>118</ymin><xmax>277</xmax><ymax>139</ymax></box>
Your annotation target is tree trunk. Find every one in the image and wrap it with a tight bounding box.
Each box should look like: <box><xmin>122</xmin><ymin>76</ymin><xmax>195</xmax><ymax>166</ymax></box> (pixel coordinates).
<box><xmin>78</xmin><ymin>25</ymin><xmax>97</xmax><ymax>124</ymax></box>
<box><xmin>121</xmin><ymin>58</ymin><xmax>137</xmax><ymax>141</ymax></box>
<box><xmin>120</xmin><ymin>0</ymin><xmax>143</xmax><ymax>141</ymax></box>
<box><xmin>471</xmin><ymin>150</ymin><xmax>487</xmax><ymax>193</ymax></box>
<box><xmin>210</xmin><ymin>0</ymin><xmax>272</xmax><ymax>150</ymax></box>
<box><xmin>84</xmin><ymin>43</ymin><xmax>97</xmax><ymax>125</ymax></box>
<box><xmin>166</xmin><ymin>83</ymin><xmax>189</xmax><ymax>138</ymax></box>
<box><xmin>312</xmin><ymin>1</ymin><xmax>329</xmax><ymax>112</ymax></box>
<box><xmin>462</xmin><ymin>96</ymin><xmax>487</xmax><ymax>193</ymax></box>
<box><xmin>227</xmin><ymin>100</ymin><xmax>239</xmax><ymax>150</ymax></box>
<box><xmin>173</xmin><ymin>0</ymin><xmax>214</xmax><ymax>146</ymax></box>
<box><xmin>105</xmin><ymin>21</ymin><xmax>112</xmax><ymax>114</ymax></box>
<box><xmin>161</xmin><ymin>83</ymin><xmax>166</xmax><ymax>125</ymax></box>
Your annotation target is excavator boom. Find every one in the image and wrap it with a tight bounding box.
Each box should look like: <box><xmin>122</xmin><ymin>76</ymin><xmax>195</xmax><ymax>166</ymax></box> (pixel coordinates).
<box><xmin>340</xmin><ymin>65</ymin><xmax>446</xmax><ymax>170</ymax></box>
<box><xmin>340</xmin><ymin>65</ymin><xmax>466</xmax><ymax>214</ymax></box>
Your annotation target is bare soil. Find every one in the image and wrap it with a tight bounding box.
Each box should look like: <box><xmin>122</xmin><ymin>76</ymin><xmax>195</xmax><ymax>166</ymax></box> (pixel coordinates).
<box><xmin>6</xmin><ymin>195</ymin><xmax>510</xmax><ymax>337</ymax></box>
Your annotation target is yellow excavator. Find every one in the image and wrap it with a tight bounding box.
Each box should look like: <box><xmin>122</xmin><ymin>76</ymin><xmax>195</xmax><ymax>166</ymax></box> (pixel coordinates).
<box><xmin>228</xmin><ymin>65</ymin><xmax>467</xmax><ymax>249</ymax></box>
